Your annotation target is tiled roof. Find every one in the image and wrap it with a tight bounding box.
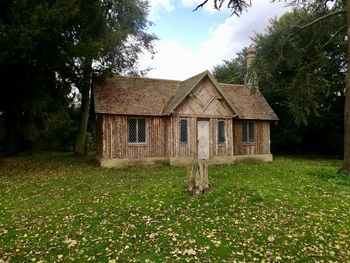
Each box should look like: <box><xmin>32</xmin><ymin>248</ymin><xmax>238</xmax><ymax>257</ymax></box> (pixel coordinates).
<box><xmin>218</xmin><ymin>83</ymin><xmax>279</xmax><ymax>120</ymax></box>
<box><xmin>94</xmin><ymin>71</ymin><xmax>278</xmax><ymax>121</ymax></box>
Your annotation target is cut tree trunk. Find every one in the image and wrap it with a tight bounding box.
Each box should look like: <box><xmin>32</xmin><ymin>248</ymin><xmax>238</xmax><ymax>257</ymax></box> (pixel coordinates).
<box><xmin>187</xmin><ymin>159</ymin><xmax>210</xmax><ymax>195</ymax></box>
<box><xmin>75</xmin><ymin>57</ymin><xmax>92</xmax><ymax>155</ymax></box>
<box><xmin>343</xmin><ymin>2</ymin><xmax>350</xmax><ymax>174</ymax></box>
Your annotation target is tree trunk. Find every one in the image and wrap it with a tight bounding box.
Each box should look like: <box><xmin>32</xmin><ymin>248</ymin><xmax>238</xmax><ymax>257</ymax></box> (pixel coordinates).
<box><xmin>187</xmin><ymin>159</ymin><xmax>210</xmax><ymax>195</ymax></box>
<box><xmin>75</xmin><ymin>57</ymin><xmax>92</xmax><ymax>155</ymax></box>
<box><xmin>4</xmin><ymin>102</ymin><xmax>21</xmax><ymax>155</ymax></box>
<box><xmin>343</xmin><ymin>1</ymin><xmax>350</xmax><ymax>174</ymax></box>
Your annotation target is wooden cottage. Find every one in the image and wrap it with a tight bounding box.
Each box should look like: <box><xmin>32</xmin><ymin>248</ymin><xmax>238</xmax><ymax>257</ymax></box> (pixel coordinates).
<box><xmin>94</xmin><ymin>71</ymin><xmax>278</xmax><ymax>168</ymax></box>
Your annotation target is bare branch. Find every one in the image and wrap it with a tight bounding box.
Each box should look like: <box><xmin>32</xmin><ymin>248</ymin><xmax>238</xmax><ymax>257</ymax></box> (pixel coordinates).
<box><xmin>193</xmin><ymin>0</ymin><xmax>210</xmax><ymax>12</ymax></box>
<box><xmin>298</xmin><ymin>9</ymin><xmax>346</xmax><ymax>30</ymax></box>
<box><xmin>193</xmin><ymin>0</ymin><xmax>251</xmax><ymax>16</ymax></box>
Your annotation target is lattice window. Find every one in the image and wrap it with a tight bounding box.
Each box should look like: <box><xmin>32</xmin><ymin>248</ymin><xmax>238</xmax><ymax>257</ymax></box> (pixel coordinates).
<box><xmin>128</xmin><ymin>118</ymin><xmax>146</xmax><ymax>143</ymax></box>
<box><xmin>179</xmin><ymin>118</ymin><xmax>188</xmax><ymax>144</ymax></box>
<box><xmin>242</xmin><ymin>121</ymin><xmax>254</xmax><ymax>144</ymax></box>
<box><xmin>218</xmin><ymin>119</ymin><xmax>226</xmax><ymax>144</ymax></box>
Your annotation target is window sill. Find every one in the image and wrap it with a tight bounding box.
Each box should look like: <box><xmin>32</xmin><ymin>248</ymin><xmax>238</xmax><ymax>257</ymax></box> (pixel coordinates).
<box><xmin>128</xmin><ymin>143</ymin><xmax>148</xmax><ymax>147</ymax></box>
<box><xmin>242</xmin><ymin>143</ymin><xmax>256</xmax><ymax>146</ymax></box>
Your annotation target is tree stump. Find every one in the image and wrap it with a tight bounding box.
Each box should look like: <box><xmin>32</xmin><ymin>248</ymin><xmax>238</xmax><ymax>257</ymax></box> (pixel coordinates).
<box><xmin>187</xmin><ymin>159</ymin><xmax>210</xmax><ymax>195</ymax></box>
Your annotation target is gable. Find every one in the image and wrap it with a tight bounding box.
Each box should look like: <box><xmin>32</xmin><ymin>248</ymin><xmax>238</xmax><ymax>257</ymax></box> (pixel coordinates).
<box><xmin>173</xmin><ymin>77</ymin><xmax>235</xmax><ymax>117</ymax></box>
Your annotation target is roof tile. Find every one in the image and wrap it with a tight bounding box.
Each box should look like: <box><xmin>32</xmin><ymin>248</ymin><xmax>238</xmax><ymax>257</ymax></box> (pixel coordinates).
<box><xmin>94</xmin><ymin>72</ymin><xmax>278</xmax><ymax>121</ymax></box>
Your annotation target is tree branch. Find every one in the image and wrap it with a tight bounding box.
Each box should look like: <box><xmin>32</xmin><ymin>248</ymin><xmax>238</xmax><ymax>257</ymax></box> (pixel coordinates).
<box><xmin>319</xmin><ymin>24</ymin><xmax>346</xmax><ymax>50</ymax></box>
<box><xmin>193</xmin><ymin>0</ymin><xmax>210</xmax><ymax>12</ymax></box>
<box><xmin>298</xmin><ymin>9</ymin><xmax>346</xmax><ymax>30</ymax></box>
<box><xmin>307</xmin><ymin>24</ymin><xmax>346</xmax><ymax>69</ymax></box>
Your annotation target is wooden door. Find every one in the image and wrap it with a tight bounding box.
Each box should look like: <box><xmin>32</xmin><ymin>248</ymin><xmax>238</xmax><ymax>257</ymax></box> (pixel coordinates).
<box><xmin>197</xmin><ymin>120</ymin><xmax>210</xmax><ymax>160</ymax></box>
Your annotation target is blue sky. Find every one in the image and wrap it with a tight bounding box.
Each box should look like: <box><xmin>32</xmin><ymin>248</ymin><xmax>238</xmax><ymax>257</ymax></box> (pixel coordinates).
<box><xmin>139</xmin><ymin>0</ymin><xmax>290</xmax><ymax>80</ymax></box>
<box><xmin>149</xmin><ymin>5</ymin><xmax>228</xmax><ymax>50</ymax></box>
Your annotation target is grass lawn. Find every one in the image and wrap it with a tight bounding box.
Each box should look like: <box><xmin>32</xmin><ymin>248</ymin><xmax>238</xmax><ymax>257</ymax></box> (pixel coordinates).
<box><xmin>0</xmin><ymin>153</ymin><xmax>350</xmax><ymax>262</ymax></box>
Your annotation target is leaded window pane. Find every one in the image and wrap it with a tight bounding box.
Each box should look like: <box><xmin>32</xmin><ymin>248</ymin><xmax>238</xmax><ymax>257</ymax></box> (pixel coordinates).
<box><xmin>128</xmin><ymin>118</ymin><xmax>146</xmax><ymax>143</ymax></box>
<box><xmin>242</xmin><ymin>121</ymin><xmax>254</xmax><ymax>144</ymax></box>
<box><xmin>218</xmin><ymin>120</ymin><xmax>226</xmax><ymax>144</ymax></box>
<box><xmin>128</xmin><ymin>119</ymin><xmax>137</xmax><ymax>143</ymax></box>
<box><xmin>138</xmin><ymin>118</ymin><xmax>146</xmax><ymax>143</ymax></box>
<box><xmin>242</xmin><ymin>122</ymin><xmax>248</xmax><ymax>143</ymax></box>
<box><xmin>249</xmin><ymin>122</ymin><xmax>254</xmax><ymax>143</ymax></box>
<box><xmin>179</xmin><ymin>119</ymin><xmax>188</xmax><ymax>144</ymax></box>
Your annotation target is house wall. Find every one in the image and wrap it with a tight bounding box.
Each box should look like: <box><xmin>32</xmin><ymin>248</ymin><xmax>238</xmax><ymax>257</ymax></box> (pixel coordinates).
<box><xmin>97</xmin><ymin>114</ymin><xmax>167</xmax><ymax>160</ymax></box>
<box><xmin>169</xmin><ymin>77</ymin><xmax>235</xmax><ymax>159</ymax></box>
<box><xmin>166</xmin><ymin>116</ymin><xmax>196</xmax><ymax>158</ymax></box>
<box><xmin>233</xmin><ymin>120</ymin><xmax>270</xmax><ymax>155</ymax></box>
<box><xmin>211</xmin><ymin>118</ymin><xmax>234</xmax><ymax>157</ymax></box>
<box><xmin>97</xmin><ymin>114</ymin><xmax>272</xmax><ymax>166</ymax></box>
<box><xmin>166</xmin><ymin>117</ymin><xmax>234</xmax><ymax>158</ymax></box>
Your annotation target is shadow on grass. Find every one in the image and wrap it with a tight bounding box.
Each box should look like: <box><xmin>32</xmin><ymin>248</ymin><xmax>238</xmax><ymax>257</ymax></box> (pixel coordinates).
<box><xmin>307</xmin><ymin>167</ymin><xmax>350</xmax><ymax>187</ymax></box>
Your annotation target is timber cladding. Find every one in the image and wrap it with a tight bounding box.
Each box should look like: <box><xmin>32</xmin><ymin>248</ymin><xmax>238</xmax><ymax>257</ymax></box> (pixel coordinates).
<box><xmin>97</xmin><ymin>115</ymin><xmax>167</xmax><ymax>159</ymax></box>
<box><xmin>233</xmin><ymin>120</ymin><xmax>271</xmax><ymax>155</ymax></box>
<box><xmin>94</xmin><ymin>71</ymin><xmax>278</xmax><ymax>167</ymax></box>
<box><xmin>97</xmin><ymin>114</ymin><xmax>270</xmax><ymax>159</ymax></box>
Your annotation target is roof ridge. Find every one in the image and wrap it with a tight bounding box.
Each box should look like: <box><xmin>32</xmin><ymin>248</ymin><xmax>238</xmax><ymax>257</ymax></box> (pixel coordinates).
<box><xmin>217</xmin><ymin>82</ymin><xmax>247</xmax><ymax>87</ymax></box>
<box><xmin>112</xmin><ymin>74</ymin><xmax>181</xmax><ymax>83</ymax></box>
<box><xmin>163</xmin><ymin>71</ymin><xmax>209</xmax><ymax>115</ymax></box>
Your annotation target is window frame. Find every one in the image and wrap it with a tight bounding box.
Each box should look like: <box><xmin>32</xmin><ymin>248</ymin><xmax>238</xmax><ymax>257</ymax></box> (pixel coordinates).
<box><xmin>127</xmin><ymin>117</ymin><xmax>147</xmax><ymax>144</ymax></box>
<box><xmin>217</xmin><ymin>119</ymin><xmax>226</xmax><ymax>145</ymax></box>
<box><xmin>242</xmin><ymin>121</ymin><xmax>255</xmax><ymax>144</ymax></box>
<box><xmin>179</xmin><ymin>118</ymin><xmax>189</xmax><ymax>145</ymax></box>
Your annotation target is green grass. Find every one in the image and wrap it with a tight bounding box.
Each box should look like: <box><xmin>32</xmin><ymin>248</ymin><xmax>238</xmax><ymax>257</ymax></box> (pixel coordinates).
<box><xmin>0</xmin><ymin>153</ymin><xmax>350</xmax><ymax>262</ymax></box>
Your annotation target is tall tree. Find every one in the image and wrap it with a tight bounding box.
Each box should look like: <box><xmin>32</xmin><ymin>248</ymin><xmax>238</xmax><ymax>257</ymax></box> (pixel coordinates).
<box><xmin>0</xmin><ymin>0</ymin><xmax>155</xmax><ymax>155</ymax></box>
<box><xmin>254</xmin><ymin>11</ymin><xmax>344</xmax><ymax>153</ymax></box>
<box><xmin>62</xmin><ymin>0</ymin><xmax>155</xmax><ymax>155</ymax></box>
<box><xmin>196</xmin><ymin>0</ymin><xmax>350</xmax><ymax>174</ymax></box>
<box><xmin>0</xmin><ymin>0</ymin><xmax>78</xmax><ymax>154</ymax></box>
<box><xmin>212</xmin><ymin>49</ymin><xmax>246</xmax><ymax>84</ymax></box>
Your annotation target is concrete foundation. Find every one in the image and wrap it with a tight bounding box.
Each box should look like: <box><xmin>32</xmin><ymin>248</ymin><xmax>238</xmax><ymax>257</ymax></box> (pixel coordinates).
<box><xmin>97</xmin><ymin>154</ymin><xmax>273</xmax><ymax>168</ymax></box>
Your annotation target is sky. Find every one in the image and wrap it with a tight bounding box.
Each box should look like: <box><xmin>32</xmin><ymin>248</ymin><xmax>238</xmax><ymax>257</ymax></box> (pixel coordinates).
<box><xmin>138</xmin><ymin>0</ymin><xmax>290</xmax><ymax>80</ymax></box>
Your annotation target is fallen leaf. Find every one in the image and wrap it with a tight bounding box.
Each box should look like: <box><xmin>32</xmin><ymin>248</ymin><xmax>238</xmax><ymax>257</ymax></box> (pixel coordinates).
<box><xmin>268</xmin><ymin>235</ymin><xmax>275</xmax><ymax>242</ymax></box>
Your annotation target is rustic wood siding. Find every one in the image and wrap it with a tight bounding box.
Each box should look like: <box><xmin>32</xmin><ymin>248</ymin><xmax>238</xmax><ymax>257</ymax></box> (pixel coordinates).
<box><xmin>212</xmin><ymin>118</ymin><xmax>234</xmax><ymax>157</ymax></box>
<box><xmin>167</xmin><ymin>117</ymin><xmax>234</xmax><ymax>158</ymax></box>
<box><xmin>96</xmin><ymin>114</ymin><xmax>104</xmax><ymax>158</ymax></box>
<box><xmin>97</xmin><ymin>115</ymin><xmax>272</xmax><ymax>160</ymax></box>
<box><xmin>233</xmin><ymin>120</ymin><xmax>270</xmax><ymax>155</ymax></box>
<box><xmin>166</xmin><ymin>116</ymin><xmax>197</xmax><ymax>158</ymax></box>
<box><xmin>99</xmin><ymin>115</ymin><xmax>167</xmax><ymax>159</ymax></box>
<box><xmin>174</xmin><ymin>78</ymin><xmax>234</xmax><ymax>118</ymax></box>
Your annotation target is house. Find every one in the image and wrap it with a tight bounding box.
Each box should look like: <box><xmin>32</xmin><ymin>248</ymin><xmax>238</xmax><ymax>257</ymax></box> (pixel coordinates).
<box><xmin>94</xmin><ymin>69</ymin><xmax>278</xmax><ymax>168</ymax></box>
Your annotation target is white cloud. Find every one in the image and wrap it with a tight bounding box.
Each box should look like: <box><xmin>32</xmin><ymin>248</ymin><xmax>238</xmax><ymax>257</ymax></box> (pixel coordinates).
<box><xmin>148</xmin><ymin>0</ymin><xmax>175</xmax><ymax>21</ymax></box>
<box><xmin>140</xmin><ymin>0</ymin><xmax>289</xmax><ymax>80</ymax></box>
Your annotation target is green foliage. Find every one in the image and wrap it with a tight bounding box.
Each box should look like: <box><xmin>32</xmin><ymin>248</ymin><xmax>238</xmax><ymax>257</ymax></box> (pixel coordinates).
<box><xmin>250</xmin><ymin>10</ymin><xmax>346</xmax><ymax>154</ymax></box>
<box><xmin>0</xmin><ymin>0</ymin><xmax>155</xmax><ymax>154</ymax></box>
<box><xmin>212</xmin><ymin>50</ymin><xmax>246</xmax><ymax>84</ymax></box>
<box><xmin>1</xmin><ymin>153</ymin><xmax>350</xmax><ymax>261</ymax></box>
<box><xmin>253</xmin><ymin>10</ymin><xmax>346</xmax><ymax>123</ymax></box>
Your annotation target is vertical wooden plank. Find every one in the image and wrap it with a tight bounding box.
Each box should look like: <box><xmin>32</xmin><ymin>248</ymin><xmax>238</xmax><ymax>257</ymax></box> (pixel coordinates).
<box><xmin>228</xmin><ymin>119</ymin><xmax>233</xmax><ymax>156</ymax></box>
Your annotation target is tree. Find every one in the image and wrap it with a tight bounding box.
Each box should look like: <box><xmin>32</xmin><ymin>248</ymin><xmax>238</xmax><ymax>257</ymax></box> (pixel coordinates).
<box><xmin>212</xmin><ymin>49</ymin><xmax>246</xmax><ymax>84</ymax></box>
<box><xmin>196</xmin><ymin>0</ymin><xmax>350</xmax><ymax>174</ymax></box>
<box><xmin>61</xmin><ymin>0</ymin><xmax>155</xmax><ymax>155</ymax></box>
<box><xmin>0</xmin><ymin>0</ymin><xmax>155</xmax><ymax>155</ymax></box>
<box><xmin>254</xmin><ymin>11</ymin><xmax>345</xmax><ymax>154</ymax></box>
<box><xmin>0</xmin><ymin>0</ymin><xmax>78</xmax><ymax>154</ymax></box>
